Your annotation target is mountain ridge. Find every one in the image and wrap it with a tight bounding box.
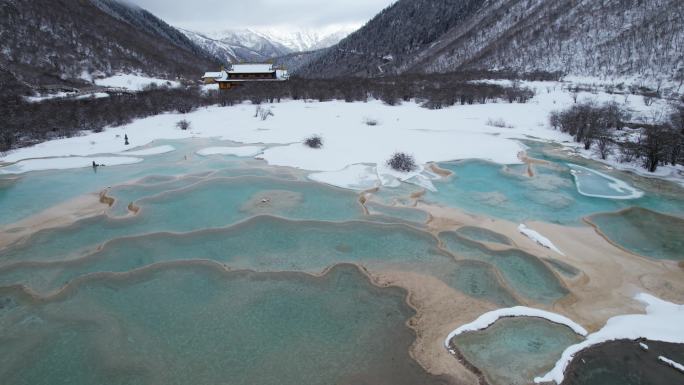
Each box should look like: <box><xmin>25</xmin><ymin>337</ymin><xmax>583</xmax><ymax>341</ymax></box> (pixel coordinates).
<box><xmin>298</xmin><ymin>0</ymin><xmax>684</xmax><ymax>83</ymax></box>
<box><xmin>181</xmin><ymin>27</ymin><xmax>355</xmax><ymax>68</ymax></box>
<box><xmin>0</xmin><ymin>0</ymin><xmax>216</xmax><ymax>87</ymax></box>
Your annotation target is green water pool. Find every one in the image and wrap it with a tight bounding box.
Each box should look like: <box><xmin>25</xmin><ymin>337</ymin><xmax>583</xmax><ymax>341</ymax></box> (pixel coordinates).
<box><xmin>0</xmin><ymin>264</ymin><xmax>450</xmax><ymax>385</ymax></box>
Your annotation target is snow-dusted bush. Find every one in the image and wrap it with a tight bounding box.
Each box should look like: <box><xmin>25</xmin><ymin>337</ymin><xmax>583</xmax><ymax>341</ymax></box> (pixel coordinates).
<box><xmin>254</xmin><ymin>105</ymin><xmax>274</xmax><ymax>121</ymax></box>
<box><xmin>486</xmin><ymin>118</ymin><xmax>512</xmax><ymax>128</ymax></box>
<box><xmin>364</xmin><ymin>118</ymin><xmax>379</xmax><ymax>126</ymax></box>
<box><xmin>304</xmin><ymin>135</ymin><xmax>323</xmax><ymax>149</ymax></box>
<box><xmin>261</xmin><ymin>107</ymin><xmax>274</xmax><ymax>121</ymax></box>
<box><xmin>387</xmin><ymin>152</ymin><xmax>417</xmax><ymax>172</ymax></box>
<box><xmin>176</xmin><ymin>119</ymin><xmax>190</xmax><ymax>130</ymax></box>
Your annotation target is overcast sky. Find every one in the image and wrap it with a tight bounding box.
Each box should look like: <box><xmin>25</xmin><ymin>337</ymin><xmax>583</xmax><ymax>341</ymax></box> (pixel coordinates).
<box><xmin>126</xmin><ymin>0</ymin><xmax>397</xmax><ymax>33</ymax></box>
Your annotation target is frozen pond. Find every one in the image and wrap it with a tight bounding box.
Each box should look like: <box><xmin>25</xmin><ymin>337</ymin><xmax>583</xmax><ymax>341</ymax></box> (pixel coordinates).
<box><xmin>567</xmin><ymin>163</ymin><xmax>643</xmax><ymax>199</ymax></box>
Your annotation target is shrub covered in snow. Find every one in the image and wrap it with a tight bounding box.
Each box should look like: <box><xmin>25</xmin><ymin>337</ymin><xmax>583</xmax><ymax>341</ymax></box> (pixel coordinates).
<box><xmin>304</xmin><ymin>135</ymin><xmax>323</xmax><ymax>149</ymax></box>
<box><xmin>486</xmin><ymin>118</ymin><xmax>512</xmax><ymax>128</ymax></box>
<box><xmin>364</xmin><ymin>118</ymin><xmax>379</xmax><ymax>126</ymax></box>
<box><xmin>387</xmin><ymin>152</ymin><xmax>417</xmax><ymax>172</ymax></box>
<box><xmin>254</xmin><ymin>105</ymin><xmax>274</xmax><ymax>121</ymax></box>
<box><xmin>176</xmin><ymin>119</ymin><xmax>190</xmax><ymax>130</ymax></box>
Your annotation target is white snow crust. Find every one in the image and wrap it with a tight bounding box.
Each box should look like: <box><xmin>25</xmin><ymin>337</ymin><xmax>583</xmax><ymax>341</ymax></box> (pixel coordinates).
<box><xmin>518</xmin><ymin>224</ymin><xmax>565</xmax><ymax>255</ymax></box>
<box><xmin>444</xmin><ymin>306</ymin><xmax>588</xmax><ymax>349</ymax></box>
<box><xmin>0</xmin><ymin>156</ymin><xmax>143</xmax><ymax>174</ymax></box>
<box><xmin>119</xmin><ymin>145</ymin><xmax>175</xmax><ymax>156</ymax></box>
<box><xmin>308</xmin><ymin>164</ymin><xmax>381</xmax><ymax>190</ymax></box>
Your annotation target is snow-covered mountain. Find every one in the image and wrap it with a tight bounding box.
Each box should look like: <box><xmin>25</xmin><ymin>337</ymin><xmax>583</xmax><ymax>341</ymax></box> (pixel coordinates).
<box><xmin>180</xmin><ymin>29</ymin><xmax>288</xmax><ymax>64</ymax></box>
<box><xmin>213</xmin><ymin>29</ymin><xmax>293</xmax><ymax>58</ymax></box>
<box><xmin>299</xmin><ymin>0</ymin><xmax>684</xmax><ymax>82</ymax></box>
<box><xmin>243</xmin><ymin>27</ymin><xmax>358</xmax><ymax>52</ymax></box>
<box><xmin>181</xmin><ymin>27</ymin><xmax>355</xmax><ymax>65</ymax></box>
<box><xmin>207</xmin><ymin>28</ymin><xmax>355</xmax><ymax>54</ymax></box>
<box><xmin>179</xmin><ymin>29</ymin><xmax>241</xmax><ymax>64</ymax></box>
<box><xmin>0</xmin><ymin>0</ymin><xmax>215</xmax><ymax>87</ymax></box>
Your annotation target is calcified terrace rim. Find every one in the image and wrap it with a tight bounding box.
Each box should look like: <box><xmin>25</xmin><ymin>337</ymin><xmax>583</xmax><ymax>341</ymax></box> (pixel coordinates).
<box><xmin>0</xmin><ymin>260</ymin><xmax>400</xmax><ymax>308</ymax></box>
<box><xmin>0</xmin><ymin>171</ymin><xmax>577</xmax><ymax>307</ymax></box>
<box><xmin>0</xmin><ymin>214</ymin><xmax>524</xmax><ymax>300</ymax></box>
<box><xmin>0</xmin><ymin>173</ymin><xmax>365</xmax><ymax>252</ymax></box>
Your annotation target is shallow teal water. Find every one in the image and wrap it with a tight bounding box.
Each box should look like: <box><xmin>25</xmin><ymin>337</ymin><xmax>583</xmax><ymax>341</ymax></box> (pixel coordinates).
<box><xmin>0</xmin><ymin>264</ymin><xmax>449</xmax><ymax>385</ymax></box>
<box><xmin>587</xmin><ymin>207</ymin><xmax>684</xmax><ymax>260</ymax></box>
<box><xmin>0</xmin><ymin>139</ymin><xmax>276</xmax><ymax>225</ymax></box>
<box><xmin>442</xmin><ymin>260</ymin><xmax>519</xmax><ymax>307</ymax></box>
<box><xmin>1</xmin><ymin>136</ymin><xmax>682</xmax><ymax>385</ymax></box>
<box><xmin>454</xmin><ymin>317</ymin><xmax>583</xmax><ymax>385</ymax></box>
<box><xmin>0</xmin><ymin>177</ymin><xmax>364</xmax><ymax>264</ymax></box>
<box><xmin>427</xmin><ymin>160</ymin><xmax>684</xmax><ymax>225</ymax></box>
<box><xmin>440</xmin><ymin>231</ymin><xmax>568</xmax><ymax>305</ymax></box>
<box><xmin>365</xmin><ymin>202</ymin><xmax>430</xmax><ymax>224</ymax></box>
<box><xmin>0</xmin><ymin>216</ymin><xmax>519</xmax><ymax>308</ymax></box>
<box><xmin>106</xmin><ymin>167</ymin><xmax>287</xmax><ymax>217</ymax></box>
<box><xmin>455</xmin><ymin>226</ymin><xmax>513</xmax><ymax>246</ymax></box>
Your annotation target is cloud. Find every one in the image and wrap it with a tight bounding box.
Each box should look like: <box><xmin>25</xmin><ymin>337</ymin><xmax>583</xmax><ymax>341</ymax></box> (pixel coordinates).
<box><xmin>126</xmin><ymin>0</ymin><xmax>396</xmax><ymax>32</ymax></box>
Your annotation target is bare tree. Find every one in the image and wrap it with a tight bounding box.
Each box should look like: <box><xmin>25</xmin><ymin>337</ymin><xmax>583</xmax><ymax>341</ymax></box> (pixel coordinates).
<box><xmin>595</xmin><ymin>133</ymin><xmax>612</xmax><ymax>160</ymax></box>
<box><xmin>640</xmin><ymin>126</ymin><xmax>669</xmax><ymax>172</ymax></box>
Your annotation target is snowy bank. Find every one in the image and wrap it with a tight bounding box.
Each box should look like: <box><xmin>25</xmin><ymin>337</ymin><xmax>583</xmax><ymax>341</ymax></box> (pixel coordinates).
<box><xmin>196</xmin><ymin>146</ymin><xmax>265</xmax><ymax>157</ymax></box>
<box><xmin>518</xmin><ymin>224</ymin><xmax>565</xmax><ymax>255</ymax></box>
<box><xmin>535</xmin><ymin>293</ymin><xmax>684</xmax><ymax>383</ymax></box>
<box><xmin>5</xmin><ymin>80</ymin><xmax>682</xmax><ymax>187</ymax></box>
<box><xmin>444</xmin><ymin>306</ymin><xmax>588</xmax><ymax>350</ymax></box>
<box><xmin>0</xmin><ymin>156</ymin><xmax>143</xmax><ymax>174</ymax></box>
<box><xmin>308</xmin><ymin>164</ymin><xmax>381</xmax><ymax>190</ymax></box>
<box><xmin>94</xmin><ymin>74</ymin><xmax>180</xmax><ymax>91</ymax></box>
<box><xmin>2</xmin><ymin>100</ymin><xmax>566</xmax><ymax>178</ymax></box>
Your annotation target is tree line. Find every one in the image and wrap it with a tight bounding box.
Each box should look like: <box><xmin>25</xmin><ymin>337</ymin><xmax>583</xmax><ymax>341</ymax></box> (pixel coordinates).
<box><xmin>1</xmin><ymin>73</ymin><xmax>535</xmax><ymax>152</ymax></box>
<box><xmin>550</xmin><ymin>101</ymin><xmax>684</xmax><ymax>172</ymax></box>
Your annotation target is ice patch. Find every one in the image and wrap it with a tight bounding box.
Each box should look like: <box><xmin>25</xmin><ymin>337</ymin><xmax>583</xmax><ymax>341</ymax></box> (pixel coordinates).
<box><xmin>0</xmin><ymin>156</ymin><xmax>143</xmax><ymax>174</ymax></box>
<box><xmin>639</xmin><ymin>342</ymin><xmax>649</xmax><ymax>350</ymax></box>
<box><xmin>518</xmin><ymin>224</ymin><xmax>565</xmax><ymax>255</ymax></box>
<box><xmin>308</xmin><ymin>164</ymin><xmax>380</xmax><ymax>190</ymax></box>
<box><xmin>119</xmin><ymin>145</ymin><xmax>175</xmax><ymax>156</ymax></box>
<box><xmin>567</xmin><ymin>163</ymin><xmax>643</xmax><ymax>200</ymax></box>
<box><xmin>444</xmin><ymin>306</ymin><xmax>588</xmax><ymax>350</ymax></box>
<box><xmin>196</xmin><ymin>146</ymin><xmax>265</xmax><ymax>157</ymax></box>
<box><xmin>536</xmin><ymin>293</ymin><xmax>684</xmax><ymax>384</ymax></box>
